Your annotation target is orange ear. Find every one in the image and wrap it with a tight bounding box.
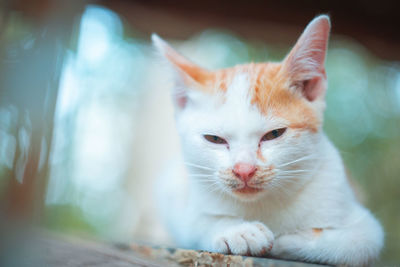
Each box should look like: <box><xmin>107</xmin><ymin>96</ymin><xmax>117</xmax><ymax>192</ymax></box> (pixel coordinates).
<box><xmin>283</xmin><ymin>15</ymin><xmax>330</xmax><ymax>101</ymax></box>
<box><xmin>152</xmin><ymin>34</ymin><xmax>211</xmax><ymax>86</ymax></box>
<box><xmin>152</xmin><ymin>34</ymin><xmax>212</xmax><ymax>108</ymax></box>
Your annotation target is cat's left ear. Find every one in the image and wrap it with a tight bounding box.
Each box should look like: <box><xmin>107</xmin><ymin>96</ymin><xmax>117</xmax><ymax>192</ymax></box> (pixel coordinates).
<box><xmin>152</xmin><ymin>34</ymin><xmax>212</xmax><ymax>109</ymax></box>
<box><xmin>283</xmin><ymin>15</ymin><xmax>331</xmax><ymax>102</ymax></box>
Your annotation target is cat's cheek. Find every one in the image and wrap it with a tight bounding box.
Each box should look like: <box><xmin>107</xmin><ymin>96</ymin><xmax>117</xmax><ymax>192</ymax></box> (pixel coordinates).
<box><xmin>214</xmin><ymin>150</ymin><xmax>231</xmax><ymax>170</ymax></box>
<box><xmin>257</xmin><ymin>146</ymin><xmax>274</xmax><ymax>165</ymax></box>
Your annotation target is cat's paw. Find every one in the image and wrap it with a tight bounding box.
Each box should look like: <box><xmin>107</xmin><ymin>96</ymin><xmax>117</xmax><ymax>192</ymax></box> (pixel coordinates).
<box><xmin>212</xmin><ymin>222</ymin><xmax>274</xmax><ymax>256</ymax></box>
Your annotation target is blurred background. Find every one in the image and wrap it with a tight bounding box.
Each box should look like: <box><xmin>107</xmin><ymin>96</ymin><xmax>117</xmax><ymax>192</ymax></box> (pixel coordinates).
<box><xmin>0</xmin><ymin>0</ymin><xmax>399</xmax><ymax>265</ymax></box>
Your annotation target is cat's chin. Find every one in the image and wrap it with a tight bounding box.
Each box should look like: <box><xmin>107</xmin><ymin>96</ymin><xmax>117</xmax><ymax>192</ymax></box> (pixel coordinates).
<box><xmin>231</xmin><ymin>186</ymin><xmax>265</xmax><ymax>201</ymax></box>
<box><xmin>234</xmin><ymin>187</ymin><xmax>262</xmax><ymax>194</ymax></box>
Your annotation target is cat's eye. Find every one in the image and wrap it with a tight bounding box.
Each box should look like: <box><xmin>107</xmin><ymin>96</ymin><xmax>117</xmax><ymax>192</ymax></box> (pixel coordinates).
<box><xmin>261</xmin><ymin>128</ymin><xmax>287</xmax><ymax>141</ymax></box>
<box><xmin>203</xmin><ymin>135</ymin><xmax>228</xmax><ymax>145</ymax></box>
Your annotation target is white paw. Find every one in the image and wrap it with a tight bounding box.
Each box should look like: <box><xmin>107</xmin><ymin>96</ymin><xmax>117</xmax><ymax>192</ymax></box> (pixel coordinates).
<box><xmin>212</xmin><ymin>222</ymin><xmax>274</xmax><ymax>256</ymax></box>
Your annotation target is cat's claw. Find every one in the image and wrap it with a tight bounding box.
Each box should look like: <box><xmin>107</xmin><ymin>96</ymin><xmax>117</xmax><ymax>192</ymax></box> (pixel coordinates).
<box><xmin>212</xmin><ymin>222</ymin><xmax>274</xmax><ymax>256</ymax></box>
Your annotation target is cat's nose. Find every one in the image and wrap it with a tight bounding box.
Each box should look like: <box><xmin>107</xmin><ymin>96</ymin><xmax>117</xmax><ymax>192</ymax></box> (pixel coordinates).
<box><xmin>233</xmin><ymin>163</ymin><xmax>257</xmax><ymax>182</ymax></box>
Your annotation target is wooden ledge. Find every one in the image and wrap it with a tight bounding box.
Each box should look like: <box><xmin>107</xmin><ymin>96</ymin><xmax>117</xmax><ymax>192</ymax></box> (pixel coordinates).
<box><xmin>31</xmin><ymin>234</ymin><xmax>328</xmax><ymax>267</ymax></box>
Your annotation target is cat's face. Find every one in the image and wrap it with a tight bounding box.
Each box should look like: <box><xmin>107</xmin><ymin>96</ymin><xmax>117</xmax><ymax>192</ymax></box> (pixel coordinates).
<box><xmin>153</xmin><ymin>15</ymin><xmax>330</xmax><ymax>201</ymax></box>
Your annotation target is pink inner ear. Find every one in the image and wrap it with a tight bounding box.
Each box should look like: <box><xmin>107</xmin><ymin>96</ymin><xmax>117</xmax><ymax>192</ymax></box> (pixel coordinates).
<box><xmin>171</xmin><ymin>81</ymin><xmax>189</xmax><ymax>109</ymax></box>
<box><xmin>302</xmin><ymin>77</ymin><xmax>324</xmax><ymax>101</ymax></box>
<box><xmin>175</xmin><ymin>93</ymin><xmax>187</xmax><ymax>108</ymax></box>
<box><xmin>284</xmin><ymin>16</ymin><xmax>330</xmax><ymax>101</ymax></box>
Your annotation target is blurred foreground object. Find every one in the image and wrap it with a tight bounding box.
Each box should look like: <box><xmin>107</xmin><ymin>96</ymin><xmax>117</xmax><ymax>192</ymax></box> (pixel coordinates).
<box><xmin>0</xmin><ymin>0</ymin><xmax>84</xmax><ymax>265</ymax></box>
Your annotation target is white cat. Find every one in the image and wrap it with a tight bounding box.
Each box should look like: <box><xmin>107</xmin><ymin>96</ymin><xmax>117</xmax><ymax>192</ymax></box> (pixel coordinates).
<box><xmin>152</xmin><ymin>15</ymin><xmax>384</xmax><ymax>266</ymax></box>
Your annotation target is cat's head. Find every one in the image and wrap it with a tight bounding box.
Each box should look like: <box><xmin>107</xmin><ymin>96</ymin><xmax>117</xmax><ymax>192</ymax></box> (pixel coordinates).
<box><xmin>153</xmin><ymin>15</ymin><xmax>330</xmax><ymax>201</ymax></box>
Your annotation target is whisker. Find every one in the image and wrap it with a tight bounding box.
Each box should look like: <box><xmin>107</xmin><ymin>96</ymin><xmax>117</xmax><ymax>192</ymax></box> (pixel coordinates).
<box><xmin>200</xmin><ymin>182</ymin><xmax>222</xmax><ymax>194</ymax></box>
<box><xmin>191</xmin><ymin>177</ymin><xmax>218</xmax><ymax>182</ymax></box>
<box><xmin>276</xmin><ymin>169</ymin><xmax>312</xmax><ymax>174</ymax></box>
<box><xmin>277</xmin><ymin>176</ymin><xmax>298</xmax><ymax>182</ymax></box>
<box><xmin>194</xmin><ymin>180</ymin><xmax>219</xmax><ymax>187</ymax></box>
<box><xmin>193</xmin><ymin>180</ymin><xmax>217</xmax><ymax>184</ymax></box>
<box><xmin>184</xmin><ymin>162</ymin><xmax>215</xmax><ymax>171</ymax></box>
<box><xmin>265</xmin><ymin>181</ymin><xmax>284</xmax><ymax>194</ymax></box>
<box><xmin>276</xmin><ymin>154</ymin><xmax>316</xmax><ymax>168</ymax></box>
<box><xmin>188</xmin><ymin>173</ymin><xmax>214</xmax><ymax>177</ymax></box>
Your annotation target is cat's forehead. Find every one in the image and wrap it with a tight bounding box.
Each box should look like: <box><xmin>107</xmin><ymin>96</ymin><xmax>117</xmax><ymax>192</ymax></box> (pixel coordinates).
<box><xmin>208</xmin><ymin>63</ymin><xmax>320</xmax><ymax>133</ymax></box>
<box><xmin>212</xmin><ymin>63</ymin><xmax>285</xmax><ymax>113</ymax></box>
<box><xmin>202</xmin><ymin>71</ymin><xmax>274</xmax><ymax>136</ymax></box>
<box><xmin>212</xmin><ymin>63</ymin><xmax>276</xmax><ymax>95</ymax></box>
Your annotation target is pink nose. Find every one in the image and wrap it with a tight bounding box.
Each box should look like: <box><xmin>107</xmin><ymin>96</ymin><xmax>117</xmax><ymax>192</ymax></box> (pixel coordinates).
<box><xmin>233</xmin><ymin>163</ymin><xmax>257</xmax><ymax>182</ymax></box>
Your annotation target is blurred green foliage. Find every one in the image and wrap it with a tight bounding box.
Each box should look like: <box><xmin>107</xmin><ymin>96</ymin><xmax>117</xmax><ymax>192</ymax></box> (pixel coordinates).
<box><xmin>44</xmin><ymin>205</ymin><xmax>97</xmax><ymax>235</ymax></box>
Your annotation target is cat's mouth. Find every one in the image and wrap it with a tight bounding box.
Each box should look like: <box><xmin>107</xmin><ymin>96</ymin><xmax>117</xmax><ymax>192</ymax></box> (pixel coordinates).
<box><xmin>219</xmin><ymin>168</ymin><xmax>274</xmax><ymax>196</ymax></box>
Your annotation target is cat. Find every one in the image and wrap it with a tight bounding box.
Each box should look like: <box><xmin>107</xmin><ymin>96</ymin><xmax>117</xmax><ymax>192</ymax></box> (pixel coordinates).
<box><xmin>151</xmin><ymin>15</ymin><xmax>384</xmax><ymax>266</ymax></box>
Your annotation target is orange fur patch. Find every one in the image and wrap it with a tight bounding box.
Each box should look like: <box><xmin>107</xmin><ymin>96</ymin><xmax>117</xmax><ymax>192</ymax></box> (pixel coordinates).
<box><xmin>257</xmin><ymin>147</ymin><xmax>266</xmax><ymax>162</ymax></box>
<box><xmin>312</xmin><ymin>228</ymin><xmax>323</xmax><ymax>237</ymax></box>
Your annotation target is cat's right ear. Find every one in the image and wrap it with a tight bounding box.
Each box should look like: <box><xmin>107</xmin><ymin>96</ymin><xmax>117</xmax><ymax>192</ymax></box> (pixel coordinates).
<box><xmin>152</xmin><ymin>34</ymin><xmax>211</xmax><ymax>109</ymax></box>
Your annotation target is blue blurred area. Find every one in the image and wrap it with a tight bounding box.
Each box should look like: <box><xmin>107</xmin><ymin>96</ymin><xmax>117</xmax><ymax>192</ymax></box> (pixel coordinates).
<box><xmin>0</xmin><ymin>4</ymin><xmax>399</xmax><ymax>264</ymax></box>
